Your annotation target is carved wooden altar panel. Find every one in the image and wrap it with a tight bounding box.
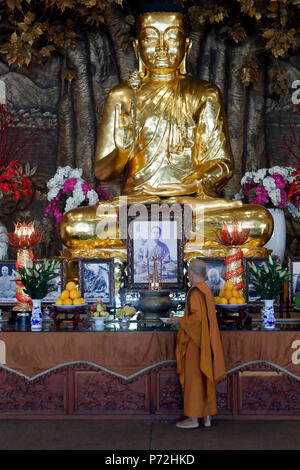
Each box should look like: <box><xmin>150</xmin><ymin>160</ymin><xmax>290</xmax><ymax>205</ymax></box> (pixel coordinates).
<box><xmin>155</xmin><ymin>367</ymin><xmax>183</xmax><ymax>414</ymax></box>
<box><xmin>0</xmin><ymin>369</ymin><xmax>66</xmax><ymax>414</ymax></box>
<box><xmin>216</xmin><ymin>378</ymin><xmax>231</xmax><ymax>414</ymax></box>
<box><xmin>73</xmin><ymin>370</ymin><xmax>150</xmax><ymax>414</ymax></box>
<box><xmin>238</xmin><ymin>364</ymin><xmax>300</xmax><ymax>415</ymax></box>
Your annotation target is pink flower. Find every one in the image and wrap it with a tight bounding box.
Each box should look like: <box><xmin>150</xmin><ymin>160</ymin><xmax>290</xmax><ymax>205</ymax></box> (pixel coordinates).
<box><xmin>63</xmin><ymin>178</ymin><xmax>77</xmax><ymax>193</ymax></box>
<box><xmin>273</xmin><ymin>173</ymin><xmax>286</xmax><ymax>189</ymax></box>
<box><xmin>250</xmin><ymin>186</ymin><xmax>269</xmax><ymax>205</ymax></box>
<box><xmin>242</xmin><ymin>179</ymin><xmax>256</xmax><ymax>196</ymax></box>
<box><xmin>278</xmin><ymin>190</ymin><xmax>287</xmax><ymax>208</ymax></box>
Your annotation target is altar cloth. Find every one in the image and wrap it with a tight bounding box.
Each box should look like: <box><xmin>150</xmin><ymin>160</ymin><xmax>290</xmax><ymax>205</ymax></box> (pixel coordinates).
<box><xmin>0</xmin><ymin>330</ymin><xmax>299</xmax><ymax>380</ymax></box>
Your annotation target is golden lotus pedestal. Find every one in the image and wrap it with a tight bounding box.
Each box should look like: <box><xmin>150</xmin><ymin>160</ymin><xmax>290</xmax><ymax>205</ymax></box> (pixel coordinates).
<box><xmin>137</xmin><ymin>290</ymin><xmax>173</xmax><ymax>328</ymax></box>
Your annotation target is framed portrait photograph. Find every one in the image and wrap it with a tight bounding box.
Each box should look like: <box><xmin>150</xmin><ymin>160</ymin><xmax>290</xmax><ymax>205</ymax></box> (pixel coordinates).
<box><xmin>34</xmin><ymin>258</ymin><xmax>67</xmax><ymax>304</ymax></box>
<box><xmin>245</xmin><ymin>257</ymin><xmax>280</xmax><ymax>305</ymax></box>
<box><xmin>192</xmin><ymin>257</ymin><xmax>227</xmax><ymax>297</ymax></box>
<box><xmin>125</xmin><ymin>204</ymin><xmax>187</xmax><ymax>289</ymax></box>
<box><xmin>288</xmin><ymin>257</ymin><xmax>300</xmax><ymax>304</ymax></box>
<box><xmin>78</xmin><ymin>258</ymin><xmax>115</xmax><ymax>307</ymax></box>
<box><xmin>0</xmin><ymin>260</ymin><xmax>17</xmax><ymax>305</ymax></box>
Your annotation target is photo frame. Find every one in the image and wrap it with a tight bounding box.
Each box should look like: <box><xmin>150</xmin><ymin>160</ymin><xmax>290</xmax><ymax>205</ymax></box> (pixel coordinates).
<box><xmin>189</xmin><ymin>257</ymin><xmax>228</xmax><ymax>297</ymax></box>
<box><xmin>34</xmin><ymin>258</ymin><xmax>67</xmax><ymax>304</ymax></box>
<box><xmin>244</xmin><ymin>257</ymin><xmax>280</xmax><ymax>306</ymax></box>
<box><xmin>124</xmin><ymin>203</ymin><xmax>188</xmax><ymax>289</ymax></box>
<box><xmin>78</xmin><ymin>258</ymin><xmax>115</xmax><ymax>307</ymax></box>
<box><xmin>0</xmin><ymin>260</ymin><xmax>18</xmax><ymax>305</ymax></box>
<box><xmin>288</xmin><ymin>257</ymin><xmax>300</xmax><ymax>304</ymax></box>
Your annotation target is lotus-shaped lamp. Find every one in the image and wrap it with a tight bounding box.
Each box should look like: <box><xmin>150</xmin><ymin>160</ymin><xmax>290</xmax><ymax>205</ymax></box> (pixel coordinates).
<box><xmin>214</xmin><ymin>220</ymin><xmax>250</xmax><ymax>246</ymax></box>
<box><xmin>6</xmin><ymin>221</ymin><xmax>43</xmax><ymax>248</ymax></box>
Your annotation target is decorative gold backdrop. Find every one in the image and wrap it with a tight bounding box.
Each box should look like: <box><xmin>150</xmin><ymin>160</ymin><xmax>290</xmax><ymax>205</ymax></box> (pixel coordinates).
<box><xmin>0</xmin><ymin>5</ymin><xmax>299</xmax><ymax>260</ymax></box>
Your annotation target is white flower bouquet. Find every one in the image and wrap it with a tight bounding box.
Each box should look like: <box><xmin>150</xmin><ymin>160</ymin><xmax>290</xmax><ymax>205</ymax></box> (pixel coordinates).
<box><xmin>234</xmin><ymin>166</ymin><xmax>300</xmax><ymax>217</ymax></box>
<box><xmin>44</xmin><ymin>166</ymin><xmax>109</xmax><ymax>229</ymax></box>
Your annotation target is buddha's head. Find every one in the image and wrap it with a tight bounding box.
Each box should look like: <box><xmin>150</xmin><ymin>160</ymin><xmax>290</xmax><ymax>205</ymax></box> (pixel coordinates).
<box><xmin>134</xmin><ymin>2</ymin><xmax>191</xmax><ymax>77</ymax></box>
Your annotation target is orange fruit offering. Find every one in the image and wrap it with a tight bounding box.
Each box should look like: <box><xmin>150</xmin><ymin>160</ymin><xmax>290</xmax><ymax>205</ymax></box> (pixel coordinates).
<box><xmin>232</xmin><ymin>290</ymin><xmax>240</xmax><ymax>298</ymax></box>
<box><xmin>55</xmin><ymin>298</ymin><xmax>63</xmax><ymax>305</ymax></box>
<box><xmin>224</xmin><ymin>289</ymin><xmax>233</xmax><ymax>300</ymax></box>
<box><xmin>63</xmin><ymin>298</ymin><xmax>73</xmax><ymax>305</ymax></box>
<box><xmin>66</xmin><ymin>281</ymin><xmax>76</xmax><ymax>291</ymax></box>
<box><xmin>224</xmin><ymin>280</ymin><xmax>234</xmax><ymax>290</ymax></box>
<box><xmin>220</xmin><ymin>298</ymin><xmax>228</xmax><ymax>305</ymax></box>
<box><xmin>60</xmin><ymin>290</ymin><xmax>70</xmax><ymax>300</ymax></box>
<box><xmin>219</xmin><ymin>290</ymin><xmax>225</xmax><ymax>298</ymax></box>
<box><xmin>70</xmin><ymin>289</ymin><xmax>80</xmax><ymax>300</ymax></box>
<box><xmin>229</xmin><ymin>297</ymin><xmax>237</xmax><ymax>304</ymax></box>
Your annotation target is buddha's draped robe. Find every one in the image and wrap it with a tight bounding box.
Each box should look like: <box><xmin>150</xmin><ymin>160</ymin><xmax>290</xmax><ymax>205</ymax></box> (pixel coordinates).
<box><xmin>176</xmin><ymin>281</ymin><xmax>226</xmax><ymax>418</ymax></box>
<box><xmin>122</xmin><ymin>76</ymin><xmax>234</xmax><ymax>197</ymax></box>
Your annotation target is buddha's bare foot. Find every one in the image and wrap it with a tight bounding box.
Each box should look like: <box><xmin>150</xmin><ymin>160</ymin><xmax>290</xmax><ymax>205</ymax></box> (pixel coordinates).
<box><xmin>203</xmin><ymin>415</ymin><xmax>212</xmax><ymax>427</ymax></box>
<box><xmin>176</xmin><ymin>418</ymin><xmax>199</xmax><ymax>429</ymax></box>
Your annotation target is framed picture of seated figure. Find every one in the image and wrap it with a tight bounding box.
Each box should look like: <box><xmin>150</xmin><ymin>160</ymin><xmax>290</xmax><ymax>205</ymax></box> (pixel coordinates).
<box><xmin>0</xmin><ymin>260</ymin><xmax>18</xmax><ymax>305</ymax></box>
<box><xmin>124</xmin><ymin>204</ymin><xmax>188</xmax><ymax>290</ymax></box>
<box><xmin>288</xmin><ymin>257</ymin><xmax>300</xmax><ymax>304</ymax></box>
<box><xmin>244</xmin><ymin>257</ymin><xmax>280</xmax><ymax>306</ymax></box>
<box><xmin>34</xmin><ymin>258</ymin><xmax>67</xmax><ymax>304</ymax></box>
<box><xmin>78</xmin><ymin>258</ymin><xmax>115</xmax><ymax>307</ymax></box>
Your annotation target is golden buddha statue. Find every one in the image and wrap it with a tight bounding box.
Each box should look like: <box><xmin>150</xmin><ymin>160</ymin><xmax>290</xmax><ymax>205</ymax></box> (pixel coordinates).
<box><xmin>60</xmin><ymin>6</ymin><xmax>273</xmax><ymax>259</ymax></box>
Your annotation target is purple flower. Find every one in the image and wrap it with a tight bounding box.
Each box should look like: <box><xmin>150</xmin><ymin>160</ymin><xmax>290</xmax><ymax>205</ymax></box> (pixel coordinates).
<box><xmin>273</xmin><ymin>173</ymin><xmax>286</xmax><ymax>189</ymax></box>
<box><xmin>96</xmin><ymin>186</ymin><xmax>110</xmax><ymax>200</ymax></box>
<box><xmin>292</xmin><ymin>192</ymin><xmax>300</xmax><ymax>206</ymax></box>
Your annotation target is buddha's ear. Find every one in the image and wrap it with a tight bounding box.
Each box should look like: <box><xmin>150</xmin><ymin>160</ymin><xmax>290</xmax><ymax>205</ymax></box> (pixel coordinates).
<box><xmin>133</xmin><ymin>39</ymin><xmax>146</xmax><ymax>78</ymax></box>
<box><xmin>178</xmin><ymin>37</ymin><xmax>192</xmax><ymax>76</ymax></box>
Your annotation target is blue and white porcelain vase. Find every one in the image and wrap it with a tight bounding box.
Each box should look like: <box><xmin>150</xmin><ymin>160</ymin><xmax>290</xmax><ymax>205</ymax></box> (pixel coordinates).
<box><xmin>31</xmin><ymin>299</ymin><xmax>42</xmax><ymax>330</ymax></box>
<box><xmin>262</xmin><ymin>299</ymin><xmax>276</xmax><ymax>330</ymax></box>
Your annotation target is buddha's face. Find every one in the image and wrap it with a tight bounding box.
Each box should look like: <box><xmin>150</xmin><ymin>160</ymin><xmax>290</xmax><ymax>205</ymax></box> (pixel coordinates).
<box><xmin>137</xmin><ymin>12</ymin><xmax>187</xmax><ymax>74</ymax></box>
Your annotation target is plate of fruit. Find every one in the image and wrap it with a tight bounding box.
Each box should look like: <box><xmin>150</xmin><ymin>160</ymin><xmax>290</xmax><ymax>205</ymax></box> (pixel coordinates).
<box><xmin>90</xmin><ymin>299</ymin><xmax>110</xmax><ymax>319</ymax></box>
<box><xmin>214</xmin><ymin>280</ymin><xmax>246</xmax><ymax>308</ymax></box>
<box><xmin>54</xmin><ymin>281</ymin><xmax>87</xmax><ymax>309</ymax></box>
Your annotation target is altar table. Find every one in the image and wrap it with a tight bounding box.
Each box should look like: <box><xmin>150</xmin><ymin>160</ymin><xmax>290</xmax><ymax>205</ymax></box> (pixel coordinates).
<box><xmin>0</xmin><ymin>323</ymin><xmax>299</xmax><ymax>419</ymax></box>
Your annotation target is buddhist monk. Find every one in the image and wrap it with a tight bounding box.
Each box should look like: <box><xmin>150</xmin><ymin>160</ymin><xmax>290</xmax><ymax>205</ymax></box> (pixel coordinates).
<box><xmin>170</xmin><ymin>259</ymin><xmax>226</xmax><ymax>428</ymax></box>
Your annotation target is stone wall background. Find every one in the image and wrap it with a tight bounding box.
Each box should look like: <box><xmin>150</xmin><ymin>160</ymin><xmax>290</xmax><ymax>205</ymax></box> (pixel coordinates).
<box><xmin>0</xmin><ymin>7</ymin><xmax>299</xmax><ymax>260</ymax></box>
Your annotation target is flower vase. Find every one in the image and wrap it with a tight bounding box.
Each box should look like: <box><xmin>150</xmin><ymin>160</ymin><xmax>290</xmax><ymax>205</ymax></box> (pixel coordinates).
<box><xmin>264</xmin><ymin>208</ymin><xmax>286</xmax><ymax>264</ymax></box>
<box><xmin>261</xmin><ymin>299</ymin><xmax>276</xmax><ymax>330</ymax></box>
<box><xmin>31</xmin><ymin>299</ymin><xmax>42</xmax><ymax>330</ymax></box>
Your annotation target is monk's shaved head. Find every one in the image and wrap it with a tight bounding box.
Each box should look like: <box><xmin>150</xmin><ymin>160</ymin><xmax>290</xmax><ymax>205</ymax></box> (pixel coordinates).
<box><xmin>188</xmin><ymin>259</ymin><xmax>206</xmax><ymax>278</ymax></box>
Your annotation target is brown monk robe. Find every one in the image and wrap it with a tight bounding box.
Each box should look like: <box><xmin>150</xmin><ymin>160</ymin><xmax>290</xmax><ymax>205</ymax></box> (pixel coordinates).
<box><xmin>171</xmin><ymin>259</ymin><xmax>226</xmax><ymax>429</ymax></box>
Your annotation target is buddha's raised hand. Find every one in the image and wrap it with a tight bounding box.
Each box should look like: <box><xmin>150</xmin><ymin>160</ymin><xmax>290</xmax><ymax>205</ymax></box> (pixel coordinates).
<box><xmin>114</xmin><ymin>102</ymin><xmax>136</xmax><ymax>151</ymax></box>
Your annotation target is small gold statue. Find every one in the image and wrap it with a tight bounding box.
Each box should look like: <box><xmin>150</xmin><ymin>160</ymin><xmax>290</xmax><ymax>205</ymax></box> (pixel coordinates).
<box><xmin>60</xmin><ymin>7</ymin><xmax>273</xmax><ymax>259</ymax></box>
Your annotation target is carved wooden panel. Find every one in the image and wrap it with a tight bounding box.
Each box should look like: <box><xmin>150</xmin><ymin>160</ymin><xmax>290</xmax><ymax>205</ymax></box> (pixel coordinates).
<box><xmin>0</xmin><ymin>369</ymin><xmax>66</xmax><ymax>413</ymax></box>
<box><xmin>74</xmin><ymin>371</ymin><xmax>150</xmax><ymax>414</ymax></box>
<box><xmin>239</xmin><ymin>370</ymin><xmax>300</xmax><ymax>414</ymax></box>
<box><xmin>216</xmin><ymin>378</ymin><xmax>230</xmax><ymax>414</ymax></box>
<box><xmin>156</xmin><ymin>368</ymin><xmax>183</xmax><ymax>413</ymax></box>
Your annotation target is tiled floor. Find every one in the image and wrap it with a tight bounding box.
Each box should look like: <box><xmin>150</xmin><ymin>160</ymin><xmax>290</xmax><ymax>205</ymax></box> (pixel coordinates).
<box><xmin>0</xmin><ymin>419</ymin><xmax>299</xmax><ymax>450</ymax></box>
